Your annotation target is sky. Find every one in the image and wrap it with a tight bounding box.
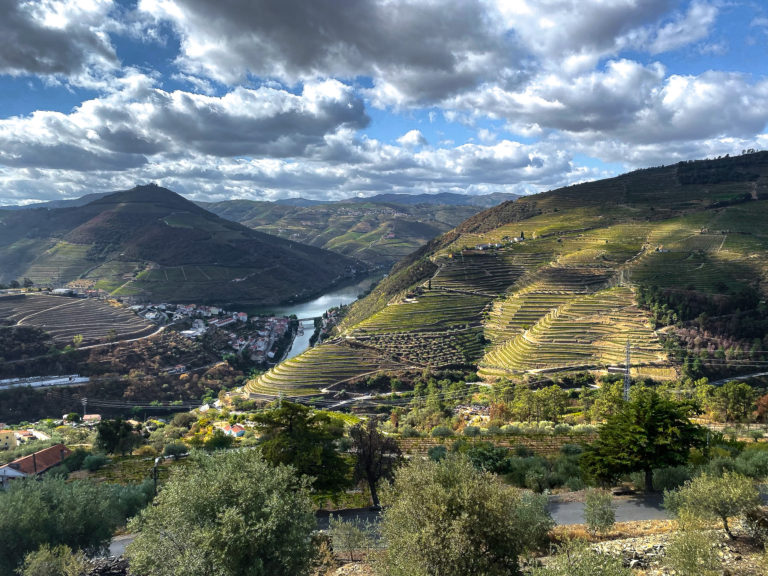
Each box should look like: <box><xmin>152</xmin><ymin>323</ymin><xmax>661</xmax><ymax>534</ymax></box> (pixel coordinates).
<box><xmin>0</xmin><ymin>0</ymin><xmax>767</xmax><ymax>205</ymax></box>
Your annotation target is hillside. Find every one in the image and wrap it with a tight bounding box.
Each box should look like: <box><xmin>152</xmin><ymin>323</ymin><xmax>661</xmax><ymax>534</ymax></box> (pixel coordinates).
<box><xmin>246</xmin><ymin>152</ymin><xmax>768</xmax><ymax>398</ymax></box>
<box><xmin>201</xmin><ymin>197</ymin><xmax>507</xmax><ymax>266</ymax></box>
<box><xmin>0</xmin><ymin>185</ymin><xmax>363</xmax><ymax>307</ymax></box>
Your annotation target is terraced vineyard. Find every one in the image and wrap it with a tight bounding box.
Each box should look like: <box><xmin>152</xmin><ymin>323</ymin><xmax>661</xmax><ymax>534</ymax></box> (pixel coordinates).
<box><xmin>0</xmin><ymin>294</ymin><xmax>155</xmax><ymax>344</ymax></box>
<box><xmin>479</xmin><ymin>287</ymin><xmax>666</xmax><ymax>378</ymax></box>
<box><xmin>244</xmin><ymin>154</ymin><xmax>768</xmax><ymax>399</ymax></box>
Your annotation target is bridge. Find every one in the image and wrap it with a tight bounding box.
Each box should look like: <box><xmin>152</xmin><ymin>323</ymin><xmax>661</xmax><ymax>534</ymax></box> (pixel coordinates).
<box><xmin>297</xmin><ymin>316</ymin><xmax>321</xmax><ymax>322</ymax></box>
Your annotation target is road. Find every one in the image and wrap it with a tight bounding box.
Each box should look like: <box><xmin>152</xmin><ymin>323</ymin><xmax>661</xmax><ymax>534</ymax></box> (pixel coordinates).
<box><xmin>107</xmin><ymin>494</ymin><xmax>669</xmax><ymax>557</ymax></box>
<box><xmin>0</xmin><ymin>374</ymin><xmax>89</xmax><ymax>390</ymax></box>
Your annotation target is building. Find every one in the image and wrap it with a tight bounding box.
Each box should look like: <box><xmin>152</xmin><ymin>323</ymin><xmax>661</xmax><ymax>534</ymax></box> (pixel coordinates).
<box><xmin>223</xmin><ymin>424</ymin><xmax>245</xmax><ymax>437</ymax></box>
<box><xmin>83</xmin><ymin>414</ymin><xmax>102</xmax><ymax>424</ymax></box>
<box><xmin>0</xmin><ymin>430</ymin><xmax>16</xmax><ymax>450</ymax></box>
<box><xmin>0</xmin><ymin>443</ymin><xmax>72</xmax><ymax>485</ymax></box>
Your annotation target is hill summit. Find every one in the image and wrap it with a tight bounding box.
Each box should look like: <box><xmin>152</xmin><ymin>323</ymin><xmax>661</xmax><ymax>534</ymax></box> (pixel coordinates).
<box><xmin>0</xmin><ymin>184</ymin><xmax>364</xmax><ymax>306</ymax></box>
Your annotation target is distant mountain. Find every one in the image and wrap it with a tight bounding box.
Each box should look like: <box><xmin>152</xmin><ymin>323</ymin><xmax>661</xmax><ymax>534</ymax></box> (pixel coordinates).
<box><xmin>203</xmin><ymin>192</ymin><xmax>517</xmax><ymax>266</ymax></box>
<box><xmin>0</xmin><ymin>192</ymin><xmax>114</xmax><ymax>210</ymax></box>
<box><xmin>0</xmin><ymin>185</ymin><xmax>364</xmax><ymax>306</ymax></box>
<box><xmin>348</xmin><ymin>191</ymin><xmax>519</xmax><ymax>207</ymax></box>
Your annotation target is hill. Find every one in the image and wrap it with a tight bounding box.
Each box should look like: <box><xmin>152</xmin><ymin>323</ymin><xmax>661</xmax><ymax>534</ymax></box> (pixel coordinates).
<box><xmin>202</xmin><ymin>194</ymin><xmax>515</xmax><ymax>266</ymax></box>
<box><xmin>245</xmin><ymin>152</ymin><xmax>768</xmax><ymax>398</ymax></box>
<box><xmin>0</xmin><ymin>185</ymin><xmax>363</xmax><ymax>307</ymax></box>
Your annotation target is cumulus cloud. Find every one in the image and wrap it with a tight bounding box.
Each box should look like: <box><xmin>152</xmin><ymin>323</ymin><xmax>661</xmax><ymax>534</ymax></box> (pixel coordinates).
<box><xmin>0</xmin><ymin>76</ymin><xmax>369</xmax><ymax>170</ymax></box>
<box><xmin>397</xmin><ymin>130</ymin><xmax>428</xmax><ymax>148</ymax></box>
<box><xmin>0</xmin><ymin>0</ymin><xmax>118</xmax><ymax>80</ymax></box>
<box><xmin>138</xmin><ymin>0</ymin><xmax>517</xmax><ymax>107</ymax></box>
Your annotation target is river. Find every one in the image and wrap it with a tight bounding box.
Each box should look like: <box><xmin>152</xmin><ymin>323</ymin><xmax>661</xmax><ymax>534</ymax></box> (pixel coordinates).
<box><xmin>253</xmin><ymin>273</ymin><xmax>383</xmax><ymax>360</ymax></box>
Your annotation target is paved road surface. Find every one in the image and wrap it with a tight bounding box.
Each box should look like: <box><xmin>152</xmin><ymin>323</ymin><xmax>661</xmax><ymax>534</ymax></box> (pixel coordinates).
<box><xmin>108</xmin><ymin>495</ymin><xmax>669</xmax><ymax>557</ymax></box>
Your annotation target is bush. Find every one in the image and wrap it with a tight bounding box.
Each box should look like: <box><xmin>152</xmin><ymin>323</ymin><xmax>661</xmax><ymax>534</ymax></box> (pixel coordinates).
<box><xmin>664</xmin><ymin>471</ymin><xmax>760</xmax><ymax>538</ymax></box>
<box><xmin>463</xmin><ymin>426</ymin><xmax>481</xmax><ymax>437</ymax></box>
<box><xmin>664</xmin><ymin>520</ymin><xmax>721</xmax><ymax>576</ymax></box>
<box><xmin>82</xmin><ymin>453</ymin><xmax>109</xmax><ymax>472</ymax></box>
<box><xmin>126</xmin><ymin>450</ymin><xmax>316</xmax><ymax>576</ymax></box>
<box><xmin>328</xmin><ymin>515</ymin><xmax>375</xmax><ymax>562</ymax></box>
<box><xmin>584</xmin><ymin>488</ymin><xmax>615</xmax><ymax>535</ymax></box>
<box><xmin>16</xmin><ymin>544</ymin><xmax>86</xmax><ymax>576</ymax></box>
<box><xmin>376</xmin><ymin>456</ymin><xmax>552</xmax><ymax>576</ymax></box>
<box><xmin>427</xmin><ymin>445</ymin><xmax>447</xmax><ymax>462</ymax></box>
<box><xmin>734</xmin><ymin>448</ymin><xmax>768</xmax><ymax>479</ymax></box>
<box><xmin>530</xmin><ymin>539</ymin><xmax>631</xmax><ymax>576</ymax></box>
<box><xmin>565</xmin><ymin>476</ymin><xmax>585</xmax><ymax>491</ymax></box>
<box><xmin>652</xmin><ymin>466</ymin><xmax>693</xmax><ymax>492</ymax></box>
<box><xmin>163</xmin><ymin>443</ymin><xmax>187</xmax><ymax>459</ymax></box>
<box><xmin>430</xmin><ymin>425</ymin><xmax>453</xmax><ymax>438</ymax></box>
<box><xmin>553</xmin><ymin>423</ymin><xmax>572</xmax><ymax>435</ymax></box>
<box><xmin>399</xmin><ymin>425</ymin><xmax>419</xmax><ymax>438</ymax></box>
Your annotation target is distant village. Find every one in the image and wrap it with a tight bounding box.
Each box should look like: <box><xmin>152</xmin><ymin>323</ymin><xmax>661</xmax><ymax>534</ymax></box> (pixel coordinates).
<box><xmin>130</xmin><ymin>302</ymin><xmax>295</xmax><ymax>366</ymax></box>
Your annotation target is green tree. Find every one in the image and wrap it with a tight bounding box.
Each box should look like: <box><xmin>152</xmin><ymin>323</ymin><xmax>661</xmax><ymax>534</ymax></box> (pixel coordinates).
<box><xmin>95</xmin><ymin>419</ymin><xmax>142</xmax><ymax>455</ymax></box>
<box><xmin>584</xmin><ymin>488</ymin><xmax>615</xmax><ymax>535</ymax></box>
<box><xmin>349</xmin><ymin>419</ymin><xmax>401</xmax><ymax>509</ymax></box>
<box><xmin>375</xmin><ymin>455</ymin><xmax>552</xmax><ymax>576</ymax></box>
<box><xmin>126</xmin><ymin>450</ymin><xmax>316</xmax><ymax>576</ymax></box>
<box><xmin>714</xmin><ymin>381</ymin><xmax>756</xmax><ymax>423</ymax></box>
<box><xmin>664</xmin><ymin>471</ymin><xmax>760</xmax><ymax>538</ymax></box>
<box><xmin>582</xmin><ymin>390</ymin><xmax>705</xmax><ymax>491</ymax></box>
<box><xmin>254</xmin><ymin>402</ymin><xmax>350</xmax><ymax>491</ymax></box>
<box><xmin>529</xmin><ymin>539</ymin><xmax>631</xmax><ymax>576</ymax></box>
<box><xmin>16</xmin><ymin>545</ymin><xmax>86</xmax><ymax>576</ymax></box>
<box><xmin>0</xmin><ymin>478</ymin><xmax>149</xmax><ymax>574</ymax></box>
<box><xmin>71</xmin><ymin>334</ymin><xmax>83</xmax><ymax>349</ymax></box>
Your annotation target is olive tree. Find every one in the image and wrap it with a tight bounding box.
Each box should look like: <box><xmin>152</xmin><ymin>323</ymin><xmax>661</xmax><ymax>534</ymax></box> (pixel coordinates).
<box><xmin>664</xmin><ymin>471</ymin><xmax>760</xmax><ymax>538</ymax></box>
<box><xmin>126</xmin><ymin>449</ymin><xmax>316</xmax><ymax>576</ymax></box>
<box><xmin>375</xmin><ymin>455</ymin><xmax>552</xmax><ymax>576</ymax></box>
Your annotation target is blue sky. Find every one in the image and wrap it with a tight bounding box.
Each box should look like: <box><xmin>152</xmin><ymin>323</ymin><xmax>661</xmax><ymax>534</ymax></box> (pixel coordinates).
<box><xmin>0</xmin><ymin>0</ymin><xmax>767</xmax><ymax>204</ymax></box>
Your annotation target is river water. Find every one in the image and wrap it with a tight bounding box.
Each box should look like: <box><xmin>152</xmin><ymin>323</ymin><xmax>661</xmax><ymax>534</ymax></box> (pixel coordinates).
<box><xmin>253</xmin><ymin>273</ymin><xmax>383</xmax><ymax>360</ymax></box>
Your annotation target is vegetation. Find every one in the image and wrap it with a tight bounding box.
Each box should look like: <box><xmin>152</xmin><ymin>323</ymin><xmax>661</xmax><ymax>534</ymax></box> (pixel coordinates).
<box><xmin>253</xmin><ymin>402</ymin><xmax>351</xmax><ymax>491</ymax></box>
<box><xmin>349</xmin><ymin>418</ymin><xmax>401</xmax><ymax>508</ymax></box>
<box><xmin>376</xmin><ymin>455</ymin><xmax>552</xmax><ymax>576</ymax></box>
<box><xmin>530</xmin><ymin>539</ymin><xmax>631</xmax><ymax>576</ymax></box>
<box><xmin>584</xmin><ymin>488</ymin><xmax>615</xmax><ymax>535</ymax></box>
<box><xmin>664</xmin><ymin>471</ymin><xmax>761</xmax><ymax>538</ymax></box>
<box><xmin>582</xmin><ymin>390</ymin><xmax>706</xmax><ymax>491</ymax></box>
<box><xmin>16</xmin><ymin>544</ymin><xmax>87</xmax><ymax>576</ymax></box>
<box><xmin>0</xmin><ymin>477</ymin><xmax>151</xmax><ymax>574</ymax></box>
<box><xmin>126</xmin><ymin>449</ymin><xmax>316</xmax><ymax>576</ymax></box>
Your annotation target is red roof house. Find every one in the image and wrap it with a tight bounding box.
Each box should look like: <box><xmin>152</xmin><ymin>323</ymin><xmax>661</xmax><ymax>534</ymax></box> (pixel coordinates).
<box><xmin>2</xmin><ymin>443</ymin><xmax>71</xmax><ymax>476</ymax></box>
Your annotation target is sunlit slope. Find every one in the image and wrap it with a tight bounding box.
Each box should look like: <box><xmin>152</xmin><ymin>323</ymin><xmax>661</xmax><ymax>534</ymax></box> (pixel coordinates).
<box><xmin>245</xmin><ymin>153</ymin><xmax>768</xmax><ymax>397</ymax></box>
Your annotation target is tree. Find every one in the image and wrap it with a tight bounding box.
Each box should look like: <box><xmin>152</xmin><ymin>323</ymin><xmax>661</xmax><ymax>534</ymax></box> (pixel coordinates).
<box><xmin>254</xmin><ymin>402</ymin><xmax>350</xmax><ymax>491</ymax></box>
<box><xmin>714</xmin><ymin>381</ymin><xmax>755</xmax><ymax>423</ymax></box>
<box><xmin>22</xmin><ymin>278</ymin><xmax>33</xmax><ymax>289</ymax></box>
<box><xmin>16</xmin><ymin>544</ymin><xmax>86</xmax><ymax>576</ymax></box>
<box><xmin>582</xmin><ymin>389</ymin><xmax>706</xmax><ymax>491</ymax></box>
<box><xmin>375</xmin><ymin>455</ymin><xmax>552</xmax><ymax>576</ymax></box>
<box><xmin>529</xmin><ymin>539</ymin><xmax>631</xmax><ymax>576</ymax></box>
<box><xmin>126</xmin><ymin>449</ymin><xmax>316</xmax><ymax>576</ymax></box>
<box><xmin>0</xmin><ymin>477</ymin><xmax>149</xmax><ymax>574</ymax></box>
<box><xmin>584</xmin><ymin>488</ymin><xmax>615</xmax><ymax>535</ymax></box>
<box><xmin>664</xmin><ymin>471</ymin><xmax>760</xmax><ymax>538</ymax></box>
<box><xmin>71</xmin><ymin>334</ymin><xmax>83</xmax><ymax>349</ymax></box>
<box><xmin>349</xmin><ymin>419</ymin><xmax>400</xmax><ymax>509</ymax></box>
<box><xmin>95</xmin><ymin>419</ymin><xmax>142</xmax><ymax>455</ymax></box>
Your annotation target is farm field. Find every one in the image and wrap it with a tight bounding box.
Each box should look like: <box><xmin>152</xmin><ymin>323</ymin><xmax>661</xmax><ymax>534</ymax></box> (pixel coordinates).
<box><xmin>0</xmin><ymin>294</ymin><xmax>155</xmax><ymax>345</ymax></box>
<box><xmin>244</xmin><ymin>154</ymin><xmax>768</xmax><ymax>399</ymax></box>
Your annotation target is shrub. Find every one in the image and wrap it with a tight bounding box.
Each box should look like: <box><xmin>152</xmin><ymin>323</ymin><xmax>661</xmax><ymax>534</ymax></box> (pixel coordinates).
<box><xmin>399</xmin><ymin>425</ymin><xmax>419</xmax><ymax>438</ymax></box>
<box><xmin>328</xmin><ymin>515</ymin><xmax>375</xmax><ymax>562</ymax></box>
<box><xmin>163</xmin><ymin>443</ymin><xmax>187</xmax><ymax>459</ymax></box>
<box><xmin>16</xmin><ymin>544</ymin><xmax>86</xmax><ymax>576</ymax></box>
<box><xmin>430</xmin><ymin>425</ymin><xmax>453</xmax><ymax>438</ymax></box>
<box><xmin>565</xmin><ymin>476</ymin><xmax>585</xmax><ymax>491</ymax></box>
<box><xmin>553</xmin><ymin>423</ymin><xmax>572</xmax><ymax>435</ymax></box>
<box><xmin>584</xmin><ymin>488</ymin><xmax>615</xmax><ymax>535</ymax></box>
<box><xmin>530</xmin><ymin>539</ymin><xmax>631</xmax><ymax>576</ymax></box>
<box><xmin>376</xmin><ymin>456</ymin><xmax>552</xmax><ymax>576</ymax></box>
<box><xmin>664</xmin><ymin>519</ymin><xmax>721</xmax><ymax>576</ymax></box>
<box><xmin>734</xmin><ymin>448</ymin><xmax>768</xmax><ymax>479</ymax></box>
<box><xmin>427</xmin><ymin>445</ymin><xmax>447</xmax><ymax>461</ymax></box>
<box><xmin>82</xmin><ymin>453</ymin><xmax>109</xmax><ymax>472</ymax></box>
<box><xmin>652</xmin><ymin>466</ymin><xmax>693</xmax><ymax>492</ymax></box>
<box><xmin>463</xmin><ymin>426</ymin><xmax>481</xmax><ymax>437</ymax></box>
<box><xmin>664</xmin><ymin>471</ymin><xmax>760</xmax><ymax>538</ymax></box>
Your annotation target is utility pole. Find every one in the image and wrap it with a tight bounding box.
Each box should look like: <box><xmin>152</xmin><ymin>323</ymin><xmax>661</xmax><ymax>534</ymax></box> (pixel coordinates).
<box><xmin>623</xmin><ymin>340</ymin><xmax>631</xmax><ymax>401</ymax></box>
<box><xmin>81</xmin><ymin>397</ymin><xmax>88</xmax><ymax>417</ymax></box>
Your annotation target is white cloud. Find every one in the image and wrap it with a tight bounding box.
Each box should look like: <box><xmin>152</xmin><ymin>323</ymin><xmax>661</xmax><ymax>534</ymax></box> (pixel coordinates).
<box><xmin>397</xmin><ymin>129</ymin><xmax>427</xmax><ymax>148</ymax></box>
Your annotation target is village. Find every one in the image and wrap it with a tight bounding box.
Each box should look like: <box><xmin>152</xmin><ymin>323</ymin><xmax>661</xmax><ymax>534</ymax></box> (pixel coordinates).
<box><xmin>130</xmin><ymin>302</ymin><xmax>297</xmax><ymax>367</ymax></box>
